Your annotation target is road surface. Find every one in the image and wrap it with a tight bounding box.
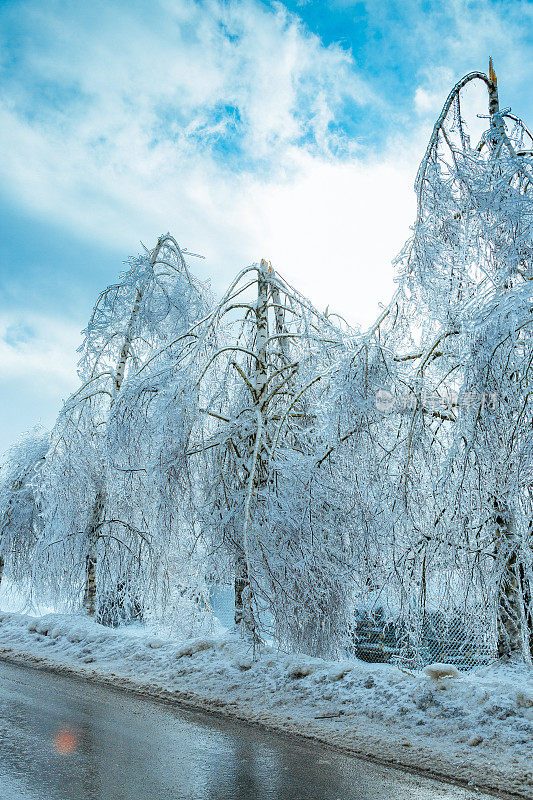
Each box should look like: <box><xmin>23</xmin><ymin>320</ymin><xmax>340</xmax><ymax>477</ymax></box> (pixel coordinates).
<box><xmin>0</xmin><ymin>659</ymin><xmax>498</xmax><ymax>800</ymax></box>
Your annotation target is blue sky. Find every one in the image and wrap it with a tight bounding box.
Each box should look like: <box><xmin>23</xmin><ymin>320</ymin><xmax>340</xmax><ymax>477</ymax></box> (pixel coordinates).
<box><xmin>0</xmin><ymin>0</ymin><xmax>531</xmax><ymax>455</ymax></box>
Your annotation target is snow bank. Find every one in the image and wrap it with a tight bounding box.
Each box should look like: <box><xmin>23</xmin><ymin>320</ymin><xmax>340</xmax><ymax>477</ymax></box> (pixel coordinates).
<box><xmin>0</xmin><ymin>611</ymin><xmax>531</xmax><ymax>798</ymax></box>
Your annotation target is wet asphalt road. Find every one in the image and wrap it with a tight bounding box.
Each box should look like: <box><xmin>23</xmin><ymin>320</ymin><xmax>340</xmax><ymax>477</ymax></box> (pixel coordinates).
<box><xmin>0</xmin><ymin>659</ymin><xmax>497</xmax><ymax>800</ymax></box>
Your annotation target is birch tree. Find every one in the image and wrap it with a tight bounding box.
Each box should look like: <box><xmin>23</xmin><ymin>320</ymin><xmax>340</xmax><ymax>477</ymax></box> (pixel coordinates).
<box><xmin>37</xmin><ymin>235</ymin><xmax>209</xmax><ymax>618</ymax></box>
<box><xmin>311</xmin><ymin>63</ymin><xmax>533</xmax><ymax>664</ymax></box>
<box><xmin>393</xmin><ymin>62</ymin><xmax>533</xmax><ymax>661</ymax></box>
<box><xmin>0</xmin><ymin>429</ymin><xmax>49</xmax><ymax>591</ymax></box>
<box><xmin>176</xmin><ymin>260</ymin><xmax>352</xmax><ymax>652</ymax></box>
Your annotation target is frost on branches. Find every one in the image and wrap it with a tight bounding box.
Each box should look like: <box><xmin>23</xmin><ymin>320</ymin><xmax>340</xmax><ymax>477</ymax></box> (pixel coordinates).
<box><xmin>36</xmin><ymin>236</ymin><xmax>212</xmax><ymax>625</ymax></box>
<box><xmin>1</xmin><ymin>68</ymin><xmax>532</xmax><ymax>664</ymax></box>
<box><xmin>392</xmin><ymin>69</ymin><xmax>533</xmax><ymax>663</ymax></box>
<box><xmin>187</xmin><ymin>262</ymin><xmax>352</xmax><ymax>655</ymax></box>
<box><xmin>0</xmin><ymin>429</ymin><xmax>49</xmax><ymax>591</ymax></box>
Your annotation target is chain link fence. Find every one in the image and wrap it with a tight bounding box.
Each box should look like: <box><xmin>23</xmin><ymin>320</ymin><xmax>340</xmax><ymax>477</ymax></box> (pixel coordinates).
<box><xmin>347</xmin><ymin>607</ymin><xmax>495</xmax><ymax>670</ymax></box>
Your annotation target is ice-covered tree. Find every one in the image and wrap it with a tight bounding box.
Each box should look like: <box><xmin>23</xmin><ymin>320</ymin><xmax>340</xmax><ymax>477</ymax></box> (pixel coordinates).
<box><xmin>393</xmin><ymin>63</ymin><xmax>533</xmax><ymax>661</ymax></box>
<box><xmin>310</xmin><ymin>63</ymin><xmax>533</xmax><ymax>664</ymax></box>
<box><xmin>37</xmin><ymin>235</ymin><xmax>210</xmax><ymax>619</ymax></box>
<box><xmin>103</xmin><ymin>252</ymin><xmax>213</xmax><ymax>630</ymax></box>
<box><xmin>0</xmin><ymin>429</ymin><xmax>49</xmax><ymax>590</ymax></box>
<box><xmin>176</xmin><ymin>260</ymin><xmax>353</xmax><ymax>653</ymax></box>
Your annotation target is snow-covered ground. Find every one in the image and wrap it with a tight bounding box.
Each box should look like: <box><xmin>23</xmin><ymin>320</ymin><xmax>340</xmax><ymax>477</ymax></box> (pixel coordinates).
<box><xmin>0</xmin><ymin>608</ymin><xmax>531</xmax><ymax>799</ymax></box>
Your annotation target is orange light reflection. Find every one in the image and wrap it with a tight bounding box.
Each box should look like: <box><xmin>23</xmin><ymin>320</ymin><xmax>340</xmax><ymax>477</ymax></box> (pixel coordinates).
<box><xmin>53</xmin><ymin>728</ymin><xmax>77</xmax><ymax>755</ymax></box>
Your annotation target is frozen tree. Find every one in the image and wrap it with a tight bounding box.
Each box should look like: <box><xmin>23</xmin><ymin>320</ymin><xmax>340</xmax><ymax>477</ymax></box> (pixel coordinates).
<box><xmin>310</xmin><ymin>291</ymin><xmax>435</xmax><ymax>658</ymax></box>
<box><xmin>170</xmin><ymin>260</ymin><xmax>354</xmax><ymax>653</ymax></box>
<box><xmin>447</xmin><ymin>284</ymin><xmax>533</xmax><ymax>661</ymax></box>
<box><xmin>37</xmin><ymin>235</ymin><xmax>209</xmax><ymax>619</ymax></box>
<box><xmin>309</xmin><ymin>63</ymin><xmax>532</xmax><ymax>665</ymax></box>
<box><xmin>0</xmin><ymin>429</ymin><xmax>49</xmax><ymax>590</ymax></box>
<box><xmin>392</xmin><ymin>62</ymin><xmax>533</xmax><ymax>662</ymax></box>
<box><xmin>103</xmin><ymin>251</ymin><xmax>213</xmax><ymax>630</ymax></box>
<box><xmin>110</xmin><ymin>256</ymin><xmax>364</xmax><ymax>654</ymax></box>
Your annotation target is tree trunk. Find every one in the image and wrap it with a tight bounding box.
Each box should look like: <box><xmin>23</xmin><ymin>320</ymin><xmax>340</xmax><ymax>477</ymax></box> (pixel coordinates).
<box><xmin>488</xmin><ymin>57</ymin><xmax>499</xmax><ymax>117</ymax></box>
<box><xmin>0</xmin><ymin>555</ymin><xmax>4</xmax><ymax>589</ymax></box>
<box><xmin>494</xmin><ymin>500</ymin><xmax>532</xmax><ymax>661</ymax></box>
<box><xmin>234</xmin><ymin>553</ymin><xmax>247</xmax><ymax>627</ymax></box>
<box><xmin>519</xmin><ymin>556</ymin><xmax>533</xmax><ymax>661</ymax></box>
<box><xmin>83</xmin><ymin>491</ymin><xmax>105</xmax><ymax>616</ymax></box>
<box><xmin>83</xmin><ymin>550</ymin><xmax>97</xmax><ymax>616</ymax></box>
<box><xmin>113</xmin><ymin>288</ymin><xmax>142</xmax><ymax>396</ymax></box>
<box><xmin>233</xmin><ymin>262</ymin><xmax>270</xmax><ymax>631</ymax></box>
<box><xmin>254</xmin><ymin>262</ymin><xmax>270</xmax><ymax>419</ymax></box>
<box><xmin>113</xmin><ymin>235</ymin><xmax>167</xmax><ymax>397</ymax></box>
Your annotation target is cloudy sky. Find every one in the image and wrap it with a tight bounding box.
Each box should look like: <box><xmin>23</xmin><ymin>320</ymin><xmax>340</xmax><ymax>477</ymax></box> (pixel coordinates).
<box><xmin>0</xmin><ymin>0</ymin><xmax>531</xmax><ymax>455</ymax></box>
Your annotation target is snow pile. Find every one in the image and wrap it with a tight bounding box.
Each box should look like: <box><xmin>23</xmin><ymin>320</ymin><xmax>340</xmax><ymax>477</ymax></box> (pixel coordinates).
<box><xmin>423</xmin><ymin>662</ymin><xmax>461</xmax><ymax>680</ymax></box>
<box><xmin>0</xmin><ymin>611</ymin><xmax>531</xmax><ymax>797</ymax></box>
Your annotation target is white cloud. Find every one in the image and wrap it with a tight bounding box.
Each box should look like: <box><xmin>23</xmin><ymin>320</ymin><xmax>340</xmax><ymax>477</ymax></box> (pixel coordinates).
<box><xmin>3</xmin><ymin>1</ymin><xmax>526</xmax><ymax>327</ymax></box>
<box><xmin>414</xmin><ymin>67</ymin><xmax>454</xmax><ymax>116</ymax></box>
<box><xmin>0</xmin><ymin>0</ymin><xmax>416</xmax><ymax>329</ymax></box>
<box><xmin>0</xmin><ymin>312</ymin><xmax>79</xmax><ymax>390</ymax></box>
<box><xmin>0</xmin><ymin>312</ymin><xmax>81</xmax><ymax>454</ymax></box>
<box><xmin>257</xmin><ymin>149</ymin><xmax>417</xmax><ymax>324</ymax></box>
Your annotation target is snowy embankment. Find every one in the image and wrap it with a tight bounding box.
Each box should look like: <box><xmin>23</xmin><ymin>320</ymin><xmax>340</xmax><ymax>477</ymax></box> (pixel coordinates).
<box><xmin>0</xmin><ymin>611</ymin><xmax>531</xmax><ymax>798</ymax></box>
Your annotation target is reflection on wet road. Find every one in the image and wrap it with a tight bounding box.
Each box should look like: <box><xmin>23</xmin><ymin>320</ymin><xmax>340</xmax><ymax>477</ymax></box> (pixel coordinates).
<box><xmin>0</xmin><ymin>660</ymin><xmax>495</xmax><ymax>800</ymax></box>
